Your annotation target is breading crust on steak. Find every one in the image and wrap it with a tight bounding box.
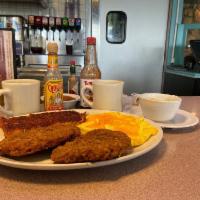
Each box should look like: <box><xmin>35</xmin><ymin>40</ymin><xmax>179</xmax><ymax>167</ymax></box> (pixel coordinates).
<box><xmin>0</xmin><ymin>110</ymin><xmax>86</xmax><ymax>137</ymax></box>
<box><xmin>0</xmin><ymin>123</ymin><xmax>81</xmax><ymax>157</ymax></box>
<box><xmin>51</xmin><ymin>129</ymin><xmax>132</xmax><ymax>164</ymax></box>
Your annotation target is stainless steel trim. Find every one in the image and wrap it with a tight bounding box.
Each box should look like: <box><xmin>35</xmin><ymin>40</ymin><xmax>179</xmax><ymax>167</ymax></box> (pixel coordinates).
<box><xmin>85</xmin><ymin>0</ymin><xmax>92</xmax><ymax>37</ymax></box>
<box><xmin>17</xmin><ymin>67</ymin><xmax>47</xmax><ymax>72</ymax></box>
<box><xmin>171</xmin><ymin>0</ymin><xmax>180</xmax><ymax>64</ymax></box>
<box><xmin>161</xmin><ymin>0</ymin><xmax>172</xmax><ymax>92</ymax></box>
<box><xmin>24</xmin><ymin>54</ymin><xmax>84</xmax><ymax>67</ymax></box>
<box><xmin>18</xmin><ymin>73</ymin><xmax>46</xmax><ymax>77</ymax></box>
<box><xmin>18</xmin><ymin>73</ymin><xmax>71</xmax><ymax>77</ymax></box>
<box><xmin>17</xmin><ymin>65</ymin><xmax>81</xmax><ymax>76</ymax></box>
<box><xmin>91</xmin><ymin>0</ymin><xmax>100</xmax><ymax>60</ymax></box>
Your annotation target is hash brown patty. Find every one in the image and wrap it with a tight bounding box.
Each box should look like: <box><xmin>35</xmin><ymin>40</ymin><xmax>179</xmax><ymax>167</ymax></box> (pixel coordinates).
<box><xmin>0</xmin><ymin>123</ymin><xmax>81</xmax><ymax>157</ymax></box>
<box><xmin>51</xmin><ymin>129</ymin><xmax>132</xmax><ymax>163</ymax></box>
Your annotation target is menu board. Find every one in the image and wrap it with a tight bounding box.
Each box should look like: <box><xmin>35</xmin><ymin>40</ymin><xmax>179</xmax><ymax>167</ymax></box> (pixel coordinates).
<box><xmin>0</xmin><ymin>29</ymin><xmax>16</xmax><ymax>80</ymax></box>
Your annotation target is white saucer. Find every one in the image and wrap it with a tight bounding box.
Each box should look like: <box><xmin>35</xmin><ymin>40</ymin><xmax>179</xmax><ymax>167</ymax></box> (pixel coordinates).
<box><xmin>128</xmin><ymin>107</ymin><xmax>199</xmax><ymax>129</ymax></box>
<box><xmin>153</xmin><ymin>110</ymin><xmax>199</xmax><ymax>129</ymax></box>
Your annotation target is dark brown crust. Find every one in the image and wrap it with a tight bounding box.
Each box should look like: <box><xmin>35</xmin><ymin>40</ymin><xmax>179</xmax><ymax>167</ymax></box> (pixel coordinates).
<box><xmin>0</xmin><ymin>123</ymin><xmax>81</xmax><ymax>157</ymax></box>
<box><xmin>0</xmin><ymin>111</ymin><xmax>86</xmax><ymax>137</ymax></box>
<box><xmin>51</xmin><ymin>129</ymin><xmax>132</xmax><ymax>164</ymax></box>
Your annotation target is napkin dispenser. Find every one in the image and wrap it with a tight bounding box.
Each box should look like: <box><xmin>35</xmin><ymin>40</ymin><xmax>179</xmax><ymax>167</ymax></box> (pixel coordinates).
<box><xmin>0</xmin><ymin>29</ymin><xmax>16</xmax><ymax>80</ymax></box>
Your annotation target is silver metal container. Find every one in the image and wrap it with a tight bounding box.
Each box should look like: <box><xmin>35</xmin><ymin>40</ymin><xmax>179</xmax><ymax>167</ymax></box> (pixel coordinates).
<box><xmin>0</xmin><ymin>15</ymin><xmax>26</xmax><ymax>41</ymax></box>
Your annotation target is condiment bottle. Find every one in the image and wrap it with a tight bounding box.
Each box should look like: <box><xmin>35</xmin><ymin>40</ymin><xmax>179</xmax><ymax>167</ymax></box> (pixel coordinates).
<box><xmin>68</xmin><ymin>60</ymin><xmax>79</xmax><ymax>95</ymax></box>
<box><xmin>80</xmin><ymin>37</ymin><xmax>101</xmax><ymax>107</ymax></box>
<box><xmin>44</xmin><ymin>42</ymin><xmax>64</xmax><ymax>111</ymax></box>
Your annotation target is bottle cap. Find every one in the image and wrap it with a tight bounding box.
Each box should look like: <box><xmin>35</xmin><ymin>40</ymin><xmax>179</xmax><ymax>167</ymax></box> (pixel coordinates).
<box><xmin>87</xmin><ymin>37</ymin><xmax>96</xmax><ymax>45</ymax></box>
<box><xmin>70</xmin><ymin>60</ymin><xmax>76</xmax><ymax>65</ymax></box>
<box><xmin>47</xmin><ymin>42</ymin><xmax>58</xmax><ymax>54</ymax></box>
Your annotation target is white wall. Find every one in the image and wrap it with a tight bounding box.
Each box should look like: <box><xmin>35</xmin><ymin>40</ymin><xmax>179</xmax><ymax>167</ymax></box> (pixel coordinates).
<box><xmin>98</xmin><ymin>0</ymin><xmax>169</xmax><ymax>94</ymax></box>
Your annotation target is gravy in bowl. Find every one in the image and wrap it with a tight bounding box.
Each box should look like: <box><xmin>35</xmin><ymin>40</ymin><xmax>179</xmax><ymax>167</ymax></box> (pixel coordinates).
<box><xmin>63</xmin><ymin>95</ymin><xmax>75</xmax><ymax>101</ymax></box>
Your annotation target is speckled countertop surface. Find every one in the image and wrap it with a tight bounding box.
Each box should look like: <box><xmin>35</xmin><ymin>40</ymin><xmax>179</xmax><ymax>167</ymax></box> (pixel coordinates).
<box><xmin>0</xmin><ymin>96</ymin><xmax>200</xmax><ymax>200</ymax></box>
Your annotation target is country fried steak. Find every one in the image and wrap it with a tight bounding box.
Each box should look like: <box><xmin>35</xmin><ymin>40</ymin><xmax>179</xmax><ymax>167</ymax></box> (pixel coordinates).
<box><xmin>0</xmin><ymin>123</ymin><xmax>81</xmax><ymax>157</ymax></box>
<box><xmin>51</xmin><ymin>129</ymin><xmax>132</xmax><ymax>164</ymax></box>
<box><xmin>0</xmin><ymin>111</ymin><xmax>86</xmax><ymax>137</ymax></box>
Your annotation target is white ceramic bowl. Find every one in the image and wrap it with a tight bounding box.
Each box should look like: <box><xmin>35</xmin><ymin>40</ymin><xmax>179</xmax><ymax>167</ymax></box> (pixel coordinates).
<box><xmin>138</xmin><ymin>93</ymin><xmax>182</xmax><ymax>122</ymax></box>
<box><xmin>63</xmin><ymin>93</ymin><xmax>80</xmax><ymax>109</ymax></box>
<box><xmin>41</xmin><ymin>93</ymin><xmax>80</xmax><ymax>109</ymax></box>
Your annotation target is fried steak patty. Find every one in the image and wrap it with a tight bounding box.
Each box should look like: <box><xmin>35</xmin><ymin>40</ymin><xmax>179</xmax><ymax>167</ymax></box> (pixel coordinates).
<box><xmin>51</xmin><ymin>129</ymin><xmax>132</xmax><ymax>163</ymax></box>
<box><xmin>0</xmin><ymin>111</ymin><xmax>86</xmax><ymax>137</ymax></box>
<box><xmin>0</xmin><ymin>123</ymin><xmax>80</xmax><ymax>157</ymax></box>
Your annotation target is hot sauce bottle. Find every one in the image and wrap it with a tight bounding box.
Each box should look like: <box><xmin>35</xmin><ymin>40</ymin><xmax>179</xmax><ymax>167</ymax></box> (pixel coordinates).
<box><xmin>80</xmin><ymin>37</ymin><xmax>101</xmax><ymax>107</ymax></box>
<box><xmin>44</xmin><ymin>42</ymin><xmax>64</xmax><ymax>111</ymax></box>
<box><xmin>68</xmin><ymin>60</ymin><xmax>79</xmax><ymax>95</ymax></box>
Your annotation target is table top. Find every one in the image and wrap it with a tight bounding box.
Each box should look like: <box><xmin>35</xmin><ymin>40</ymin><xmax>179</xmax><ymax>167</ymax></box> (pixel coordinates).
<box><xmin>0</xmin><ymin>96</ymin><xmax>200</xmax><ymax>200</ymax></box>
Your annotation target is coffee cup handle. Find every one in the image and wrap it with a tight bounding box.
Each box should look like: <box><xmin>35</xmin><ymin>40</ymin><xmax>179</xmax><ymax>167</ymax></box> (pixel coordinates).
<box><xmin>81</xmin><ymin>85</ymin><xmax>93</xmax><ymax>107</ymax></box>
<box><xmin>0</xmin><ymin>89</ymin><xmax>13</xmax><ymax>117</ymax></box>
<box><xmin>131</xmin><ymin>93</ymin><xmax>141</xmax><ymax>105</ymax></box>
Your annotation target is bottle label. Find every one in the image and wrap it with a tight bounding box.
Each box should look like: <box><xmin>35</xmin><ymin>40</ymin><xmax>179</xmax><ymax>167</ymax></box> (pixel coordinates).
<box><xmin>42</xmin><ymin>17</ymin><xmax>48</xmax><ymax>26</ymax></box>
<box><xmin>55</xmin><ymin>17</ymin><xmax>61</xmax><ymax>26</ymax></box>
<box><xmin>68</xmin><ymin>18</ymin><xmax>75</xmax><ymax>27</ymax></box>
<box><xmin>34</xmin><ymin>16</ymin><xmax>42</xmax><ymax>26</ymax></box>
<box><xmin>80</xmin><ymin>79</ymin><xmax>94</xmax><ymax>107</ymax></box>
<box><xmin>49</xmin><ymin>17</ymin><xmax>55</xmax><ymax>27</ymax></box>
<box><xmin>75</xmin><ymin>18</ymin><xmax>81</xmax><ymax>26</ymax></box>
<box><xmin>44</xmin><ymin>79</ymin><xmax>64</xmax><ymax>111</ymax></box>
<box><xmin>63</xmin><ymin>17</ymin><xmax>68</xmax><ymax>27</ymax></box>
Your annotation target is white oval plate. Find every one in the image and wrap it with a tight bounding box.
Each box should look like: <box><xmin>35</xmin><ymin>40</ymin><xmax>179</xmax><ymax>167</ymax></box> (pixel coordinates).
<box><xmin>155</xmin><ymin>109</ymin><xmax>199</xmax><ymax>129</ymax></box>
<box><xmin>0</xmin><ymin>109</ymin><xmax>163</xmax><ymax>170</ymax></box>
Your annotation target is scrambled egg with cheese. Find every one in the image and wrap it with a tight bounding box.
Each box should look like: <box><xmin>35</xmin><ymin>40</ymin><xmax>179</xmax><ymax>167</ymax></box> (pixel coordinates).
<box><xmin>78</xmin><ymin>112</ymin><xmax>158</xmax><ymax>147</ymax></box>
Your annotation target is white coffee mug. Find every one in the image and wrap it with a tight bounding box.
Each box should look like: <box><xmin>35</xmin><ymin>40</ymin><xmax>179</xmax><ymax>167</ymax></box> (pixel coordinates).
<box><xmin>81</xmin><ymin>80</ymin><xmax>124</xmax><ymax>111</ymax></box>
<box><xmin>0</xmin><ymin>79</ymin><xmax>40</xmax><ymax>116</ymax></box>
